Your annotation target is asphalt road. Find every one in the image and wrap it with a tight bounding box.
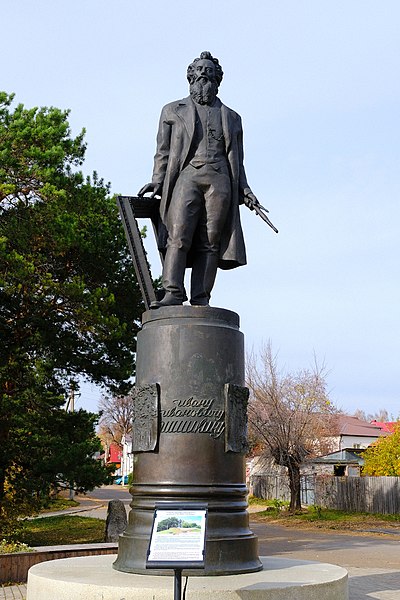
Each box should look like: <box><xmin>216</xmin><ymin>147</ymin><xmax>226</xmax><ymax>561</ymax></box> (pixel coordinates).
<box><xmin>252</xmin><ymin>521</ymin><xmax>400</xmax><ymax>570</ymax></box>
<box><xmin>85</xmin><ymin>485</ymin><xmax>132</xmax><ymax>503</ymax></box>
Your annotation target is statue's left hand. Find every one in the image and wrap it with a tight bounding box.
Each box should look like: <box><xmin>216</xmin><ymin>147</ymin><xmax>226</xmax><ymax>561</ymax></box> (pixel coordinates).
<box><xmin>138</xmin><ymin>182</ymin><xmax>163</xmax><ymax>198</ymax></box>
<box><xmin>243</xmin><ymin>192</ymin><xmax>261</xmax><ymax>211</ymax></box>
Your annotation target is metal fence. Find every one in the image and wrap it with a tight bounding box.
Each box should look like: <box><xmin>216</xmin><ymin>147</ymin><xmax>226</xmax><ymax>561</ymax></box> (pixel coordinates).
<box><xmin>250</xmin><ymin>474</ymin><xmax>400</xmax><ymax>514</ymax></box>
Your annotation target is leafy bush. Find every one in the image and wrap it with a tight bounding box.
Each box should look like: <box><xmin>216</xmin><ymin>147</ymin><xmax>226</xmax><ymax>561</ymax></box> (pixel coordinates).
<box><xmin>0</xmin><ymin>539</ymin><xmax>35</xmax><ymax>554</ymax></box>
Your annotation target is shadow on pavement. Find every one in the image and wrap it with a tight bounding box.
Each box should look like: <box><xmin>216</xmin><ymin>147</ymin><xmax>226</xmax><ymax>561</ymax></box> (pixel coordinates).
<box><xmin>348</xmin><ymin>571</ymin><xmax>400</xmax><ymax>600</ymax></box>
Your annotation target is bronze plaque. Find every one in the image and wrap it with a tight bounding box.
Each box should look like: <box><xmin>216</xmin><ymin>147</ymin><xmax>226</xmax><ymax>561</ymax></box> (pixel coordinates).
<box><xmin>132</xmin><ymin>383</ymin><xmax>159</xmax><ymax>452</ymax></box>
<box><xmin>224</xmin><ymin>383</ymin><xmax>249</xmax><ymax>453</ymax></box>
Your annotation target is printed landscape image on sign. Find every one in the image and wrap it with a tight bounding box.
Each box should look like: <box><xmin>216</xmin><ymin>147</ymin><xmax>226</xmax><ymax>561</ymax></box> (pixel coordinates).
<box><xmin>147</xmin><ymin>507</ymin><xmax>207</xmax><ymax>569</ymax></box>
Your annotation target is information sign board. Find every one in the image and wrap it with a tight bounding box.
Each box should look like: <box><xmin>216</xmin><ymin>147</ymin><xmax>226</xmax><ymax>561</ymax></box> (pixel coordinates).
<box><xmin>146</xmin><ymin>504</ymin><xmax>207</xmax><ymax>570</ymax></box>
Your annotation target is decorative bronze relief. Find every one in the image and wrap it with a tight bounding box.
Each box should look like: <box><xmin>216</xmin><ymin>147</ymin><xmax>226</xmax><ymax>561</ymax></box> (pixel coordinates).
<box><xmin>224</xmin><ymin>383</ymin><xmax>249</xmax><ymax>453</ymax></box>
<box><xmin>132</xmin><ymin>383</ymin><xmax>160</xmax><ymax>452</ymax></box>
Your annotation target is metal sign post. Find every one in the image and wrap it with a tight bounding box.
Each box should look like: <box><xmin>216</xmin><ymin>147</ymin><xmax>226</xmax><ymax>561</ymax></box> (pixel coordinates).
<box><xmin>174</xmin><ymin>569</ymin><xmax>182</xmax><ymax>600</ymax></box>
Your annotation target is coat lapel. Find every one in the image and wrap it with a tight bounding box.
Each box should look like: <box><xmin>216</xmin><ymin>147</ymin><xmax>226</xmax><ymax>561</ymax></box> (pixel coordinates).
<box><xmin>175</xmin><ymin>97</ymin><xmax>196</xmax><ymax>141</ymax></box>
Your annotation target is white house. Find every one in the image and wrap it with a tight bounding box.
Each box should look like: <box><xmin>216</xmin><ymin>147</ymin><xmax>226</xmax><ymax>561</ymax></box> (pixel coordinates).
<box><xmin>330</xmin><ymin>415</ymin><xmax>387</xmax><ymax>450</ymax></box>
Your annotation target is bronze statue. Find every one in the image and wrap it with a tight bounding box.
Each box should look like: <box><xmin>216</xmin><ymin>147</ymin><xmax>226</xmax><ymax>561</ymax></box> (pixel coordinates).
<box><xmin>114</xmin><ymin>53</ymin><xmax>275</xmax><ymax>576</ymax></box>
<box><xmin>139</xmin><ymin>51</ymin><xmax>274</xmax><ymax>308</ymax></box>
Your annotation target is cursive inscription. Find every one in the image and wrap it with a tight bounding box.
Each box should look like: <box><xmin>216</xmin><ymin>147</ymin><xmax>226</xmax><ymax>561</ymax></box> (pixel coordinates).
<box><xmin>161</xmin><ymin>396</ymin><xmax>225</xmax><ymax>439</ymax></box>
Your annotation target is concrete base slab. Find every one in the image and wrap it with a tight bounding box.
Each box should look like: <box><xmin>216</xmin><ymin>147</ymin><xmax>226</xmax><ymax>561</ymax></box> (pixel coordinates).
<box><xmin>26</xmin><ymin>554</ymin><xmax>348</xmax><ymax>599</ymax></box>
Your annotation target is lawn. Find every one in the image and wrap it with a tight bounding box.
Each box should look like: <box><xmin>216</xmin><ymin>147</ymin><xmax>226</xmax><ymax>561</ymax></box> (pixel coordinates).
<box><xmin>19</xmin><ymin>515</ymin><xmax>105</xmax><ymax>547</ymax></box>
<box><xmin>40</xmin><ymin>497</ymin><xmax>80</xmax><ymax>512</ymax></box>
<box><xmin>249</xmin><ymin>497</ymin><xmax>400</xmax><ymax>533</ymax></box>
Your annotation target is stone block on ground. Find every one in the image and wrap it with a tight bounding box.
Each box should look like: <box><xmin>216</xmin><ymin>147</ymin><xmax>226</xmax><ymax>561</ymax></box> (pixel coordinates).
<box><xmin>104</xmin><ymin>500</ymin><xmax>127</xmax><ymax>542</ymax></box>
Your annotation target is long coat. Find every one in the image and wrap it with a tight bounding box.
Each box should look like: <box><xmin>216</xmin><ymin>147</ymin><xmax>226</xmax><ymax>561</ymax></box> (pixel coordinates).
<box><xmin>151</xmin><ymin>96</ymin><xmax>251</xmax><ymax>270</ymax></box>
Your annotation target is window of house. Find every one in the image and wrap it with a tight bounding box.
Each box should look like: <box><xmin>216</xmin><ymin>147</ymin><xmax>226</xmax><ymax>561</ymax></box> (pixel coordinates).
<box><xmin>334</xmin><ymin>465</ymin><xmax>346</xmax><ymax>476</ymax></box>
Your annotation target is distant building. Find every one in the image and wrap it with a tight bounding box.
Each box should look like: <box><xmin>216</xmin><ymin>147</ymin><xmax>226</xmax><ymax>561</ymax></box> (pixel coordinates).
<box><xmin>107</xmin><ymin>444</ymin><xmax>123</xmax><ymax>465</ymax></box>
<box><xmin>250</xmin><ymin>415</ymin><xmax>388</xmax><ymax>480</ymax></box>
<box><xmin>104</xmin><ymin>436</ymin><xmax>134</xmax><ymax>481</ymax></box>
<box><xmin>312</xmin><ymin>448</ymin><xmax>365</xmax><ymax>476</ymax></box>
<box><xmin>305</xmin><ymin>415</ymin><xmax>389</xmax><ymax>477</ymax></box>
<box><xmin>331</xmin><ymin>415</ymin><xmax>388</xmax><ymax>450</ymax></box>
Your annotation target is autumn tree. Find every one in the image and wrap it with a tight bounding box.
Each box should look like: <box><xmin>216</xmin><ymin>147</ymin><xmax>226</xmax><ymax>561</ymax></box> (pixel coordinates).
<box><xmin>0</xmin><ymin>92</ymin><xmax>144</xmax><ymax>532</ymax></box>
<box><xmin>362</xmin><ymin>422</ymin><xmax>400</xmax><ymax>476</ymax></box>
<box><xmin>98</xmin><ymin>393</ymin><xmax>134</xmax><ymax>446</ymax></box>
<box><xmin>247</xmin><ymin>343</ymin><xmax>337</xmax><ymax>512</ymax></box>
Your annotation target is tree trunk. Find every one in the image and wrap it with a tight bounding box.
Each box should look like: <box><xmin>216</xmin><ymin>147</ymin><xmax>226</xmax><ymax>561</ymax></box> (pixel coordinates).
<box><xmin>288</xmin><ymin>463</ymin><xmax>301</xmax><ymax>512</ymax></box>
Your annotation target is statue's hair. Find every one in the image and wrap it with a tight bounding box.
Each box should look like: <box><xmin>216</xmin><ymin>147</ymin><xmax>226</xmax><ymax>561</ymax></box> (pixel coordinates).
<box><xmin>187</xmin><ymin>51</ymin><xmax>224</xmax><ymax>86</ymax></box>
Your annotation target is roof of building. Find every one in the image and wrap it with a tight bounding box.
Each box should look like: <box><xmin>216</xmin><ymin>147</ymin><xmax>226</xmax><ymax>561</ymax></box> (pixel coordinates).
<box><xmin>370</xmin><ymin>420</ymin><xmax>398</xmax><ymax>432</ymax></box>
<box><xmin>338</xmin><ymin>415</ymin><xmax>386</xmax><ymax>437</ymax></box>
<box><xmin>313</xmin><ymin>449</ymin><xmax>365</xmax><ymax>465</ymax></box>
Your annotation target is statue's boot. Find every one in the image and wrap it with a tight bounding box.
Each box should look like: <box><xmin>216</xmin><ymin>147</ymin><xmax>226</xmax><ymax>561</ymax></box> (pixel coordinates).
<box><xmin>151</xmin><ymin>247</ymin><xmax>186</xmax><ymax>308</ymax></box>
<box><xmin>150</xmin><ymin>292</ymin><xmax>183</xmax><ymax>308</ymax></box>
<box><xmin>190</xmin><ymin>253</ymin><xmax>219</xmax><ymax>306</ymax></box>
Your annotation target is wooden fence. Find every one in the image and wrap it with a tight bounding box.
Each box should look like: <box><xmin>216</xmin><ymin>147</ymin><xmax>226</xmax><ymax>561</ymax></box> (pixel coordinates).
<box><xmin>314</xmin><ymin>475</ymin><xmax>400</xmax><ymax>514</ymax></box>
<box><xmin>250</xmin><ymin>474</ymin><xmax>400</xmax><ymax>514</ymax></box>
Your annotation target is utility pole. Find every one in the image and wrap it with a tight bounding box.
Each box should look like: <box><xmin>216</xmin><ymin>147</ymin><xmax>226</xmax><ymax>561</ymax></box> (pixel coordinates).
<box><xmin>66</xmin><ymin>380</ymin><xmax>80</xmax><ymax>500</ymax></box>
<box><xmin>66</xmin><ymin>379</ymin><xmax>79</xmax><ymax>412</ymax></box>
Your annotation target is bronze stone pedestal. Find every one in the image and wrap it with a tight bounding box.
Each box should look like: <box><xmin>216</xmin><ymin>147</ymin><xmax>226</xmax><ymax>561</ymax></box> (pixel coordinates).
<box><xmin>113</xmin><ymin>306</ymin><xmax>261</xmax><ymax>575</ymax></box>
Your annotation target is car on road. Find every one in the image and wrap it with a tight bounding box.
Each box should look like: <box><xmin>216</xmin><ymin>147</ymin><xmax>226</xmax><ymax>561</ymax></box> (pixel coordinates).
<box><xmin>114</xmin><ymin>475</ymin><xmax>129</xmax><ymax>485</ymax></box>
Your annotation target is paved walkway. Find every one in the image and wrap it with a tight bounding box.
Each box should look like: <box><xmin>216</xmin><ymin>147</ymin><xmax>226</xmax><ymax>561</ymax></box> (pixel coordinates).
<box><xmin>347</xmin><ymin>567</ymin><xmax>400</xmax><ymax>600</ymax></box>
<box><xmin>0</xmin><ymin>585</ymin><xmax>26</xmax><ymax>600</ymax></box>
<box><xmin>2</xmin><ymin>497</ymin><xmax>399</xmax><ymax>599</ymax></box>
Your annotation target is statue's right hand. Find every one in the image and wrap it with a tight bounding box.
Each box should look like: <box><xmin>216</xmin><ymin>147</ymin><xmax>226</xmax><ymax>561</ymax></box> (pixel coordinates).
<box><xmin>137</xmin><ymin>183</ymin><xmax>162</xmax><ymax>198</ymax></box>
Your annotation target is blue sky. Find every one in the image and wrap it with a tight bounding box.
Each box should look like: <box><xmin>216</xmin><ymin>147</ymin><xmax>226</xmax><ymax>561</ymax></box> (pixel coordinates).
<box><xmin>2</xmin><ymin>1</ymin><xmax>399</xmax><ymax>417</ymax></box>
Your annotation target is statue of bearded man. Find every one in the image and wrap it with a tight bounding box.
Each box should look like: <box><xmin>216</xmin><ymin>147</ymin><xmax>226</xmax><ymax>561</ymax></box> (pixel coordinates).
<box><xmin>139</xmin><ymin>51</ymin><xmax>260</xmax><ymax>308</ymax></box>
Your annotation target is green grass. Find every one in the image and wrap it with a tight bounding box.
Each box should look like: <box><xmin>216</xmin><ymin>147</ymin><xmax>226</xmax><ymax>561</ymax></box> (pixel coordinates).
<box><xmin>19</xmin><ymin>515</ymin><xmax>105</xmax><ymax>546</ymax></box>
<box><xmin>248</xmin><ymin>496</ymin><xmax>290</xmax><ymax>512</ymax></box>
<box><xmin>293</xmin><ymin>506</ymin><xmax>400</xmax><ymax>524</ymax></box>
<box><xmin>251</xmin><ymin>500</ymin><xmax>400</xmax><ymax>531</ymax></box>
<box><xmin>248</xmin><ymin>496</ymin><xmax>276</xmax><ymax>507</ymax></box>
<box><xmin>301</xmin><ymin>506</ymin><xmax>400</xmax><ymax>524</ymax></box>
<box><xmin>296</xmin><ymin>506</ymin><xmax>369</xmax><ymax>522</ymax></box>
<box><xmin>39</xmin><ymin>497</ymin><xmax>79</xmax><ymax>512</ymax></box>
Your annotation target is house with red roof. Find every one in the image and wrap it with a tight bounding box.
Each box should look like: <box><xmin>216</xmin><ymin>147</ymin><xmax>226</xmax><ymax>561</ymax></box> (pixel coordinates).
<box><xmin>370</xmin><ymin>420</ymin><xmax>397</xmax><ymax>433</ymax></box>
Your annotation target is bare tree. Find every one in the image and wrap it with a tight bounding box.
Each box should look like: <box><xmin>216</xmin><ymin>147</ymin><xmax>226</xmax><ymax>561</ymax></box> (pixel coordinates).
<box><xmin>352</xmin><ymin>409</ymin><xmax>368</xmax><ymax>422</ymax></box>
<box><xmin>353</xmin><ymin>408</ymin><xmax>394</xmax><ymax>423</ymax></box>
<box><xmin>98</xmin><ymin>393</ymin><xmax>134</xmax><ymax>446</ymax></box>
<box><xmin>246</xmin><ymin>343</ymin><xmax>337</xmax><ymax>512</ymax></box>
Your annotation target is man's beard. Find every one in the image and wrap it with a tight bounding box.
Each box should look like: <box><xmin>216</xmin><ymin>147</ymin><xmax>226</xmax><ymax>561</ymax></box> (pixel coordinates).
<box><xmin>189</xmin><ymin>78</ymin><xmax>218</xmax><ymax>105</ymax></box>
